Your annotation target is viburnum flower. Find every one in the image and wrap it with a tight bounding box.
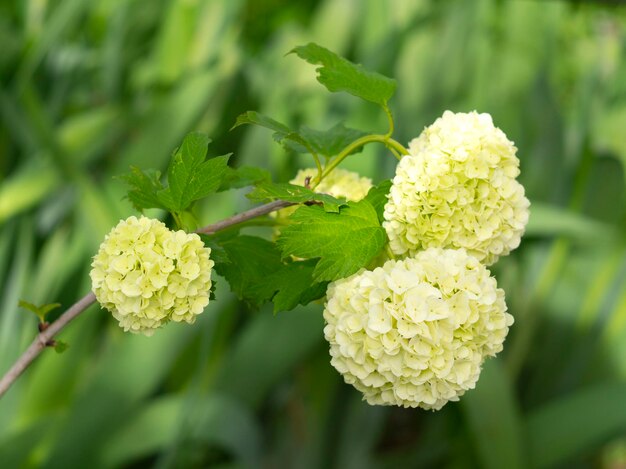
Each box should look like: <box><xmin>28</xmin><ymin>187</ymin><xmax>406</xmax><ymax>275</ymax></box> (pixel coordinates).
<box><xmin>323</xmin><ymin>248</ymin><xmax>512</xmax><ymax>410</ymax></box>
<box><xmin>90</xmin><ymin>216</ymin><xmax>214</xmax><ymax>336</ymax></box>
<box><xmin>275</xmin><ymin>167</ymin><xmax>373</xmax><ymax>220</ymax></box>
<box><xmin>383</xmin><ymin>111</ymin><xmax>530</xmax><ymax>265</ymax></box>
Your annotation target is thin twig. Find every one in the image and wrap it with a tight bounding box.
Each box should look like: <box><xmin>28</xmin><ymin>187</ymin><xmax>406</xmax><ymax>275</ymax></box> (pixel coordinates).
<box><xmin>195</xmin><ymin>199</ymin><xmax>293</xmax><ymax>234</ymax></box>
<box><xmin>0</xmin><ymin>292</ymin><xmax>97</xmax><ymax>398</ymax></box>
<box><xmin>0</xmin><ymin>199</ymin><xmax>294</xmax><ymax>399</ymax></box>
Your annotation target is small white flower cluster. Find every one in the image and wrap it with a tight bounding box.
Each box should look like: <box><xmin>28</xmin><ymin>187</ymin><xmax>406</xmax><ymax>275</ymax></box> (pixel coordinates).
<box><xmin>323</xmin><ymin>248</ymin><xmax>512</xmax><ymax>410</ymax></box>
<box><xmin>90</xmin><ymin>216</ymin><xmax>213</xmax><ymax>336</ymax></box>
<box><xmin>383</xmin><ymin>111</ymin><xmax>530</xmax><ymax>265</ymax></box>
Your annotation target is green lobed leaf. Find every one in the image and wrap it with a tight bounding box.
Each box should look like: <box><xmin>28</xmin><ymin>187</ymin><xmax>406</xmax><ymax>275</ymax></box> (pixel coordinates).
<box><xmin>157</xmin><ymin>132</ymin><xmax>231</xmax><ymax>213</ymax></box>
<box><xmin>233</xmin><ymin>112</ymin><xmax>370</xmax><ymax>161</ymax></box>
<box><xmin>119</xmin><ymin>132</ymin><xmax>232</xmax><ymax>214</ymax></box>
<box><xmin>277</xmin><ymin>199</ymin><xmax>387</xmax><ymax>282</ymax></box>
<box><xmin>252</xmin><ymin>259</ymin><xmax>329</xmax><ymax>313</ymax></box>
<box><xmin>290</xmin><ymin>42</ymin><xmax>397</xmax><ymax>106</ymax></box>
<box><xmin>208</xmin><ymin>234</ymin><xmax>327</xmax><ymax>311</ymax></box>
<box><xmin>232</xmin><ymin>111</ymin><xmax>311</xmax><ymax>152</ymax></box>
<box><xmin>198</xmin><ymin>234</ymin><xmax>230</xmax><ymax>266</ymax></box>
<box><xmin>231</xmin><ymin>110</ymin><xmax>291</xmax><ymax>136</ymax></box>
<box><xmin>247</xmin><ymin>181</ymin><xmax>346</xmax><ymax>213</ymax></box>
<box><xmin>212</xmin><ymin>235</ymin><xmax>283</xmax><ymax>307</ymax></box>
<box><xmin>118</xmin><ymin>167</ymin><xmax>167</xmax><ymax>212</ymax></box>
<box><xmin>39</xmin><ymin>303</ymin><xmax>62</xmax><ymax>317</ymax></box>
<box><xmin>364</xmin><ymin>179</ymin><xmax>392</xmax><ymax>223</ymax></box>
<box><xmin>283</xmin><ymin>123</ymin><xmax>370</xmax><ymax>158</ymax></box>
<box><xmin>18</xmin><ymin>299</ymin><xmax>42</xmax><ymax>317</ymax></box>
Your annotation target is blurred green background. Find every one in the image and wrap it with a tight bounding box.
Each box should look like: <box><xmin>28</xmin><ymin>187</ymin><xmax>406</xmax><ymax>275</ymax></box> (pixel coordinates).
<box><xmin>1</xmin><ymin>0</ymin><xmax>626</xmax><ymax>467</ymax></box>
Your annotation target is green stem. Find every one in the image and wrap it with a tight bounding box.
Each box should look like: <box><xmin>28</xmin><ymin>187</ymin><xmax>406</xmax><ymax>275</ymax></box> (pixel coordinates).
<box><xmin>313</xmin><ymin>156</ymin><xmax>323</xmax><ymax>184</ymax></box>
<box><xmin>309</xmin><ymin>105</ymin><xmax>405</xmax><ymax>188</ymax></box>
<box><xmin>299</xmin><ymin>140</ymin><xmax>323</xmax><ymax>185</ymax></box>
<box><xmin>389</xmin><ymin>145</ymin><xmax>401</xmax><ymax>161</ymax></box>
<box><xmin>312</xmin><ymin>134</ymin><xmax>408</xmax><ymax>189</ymax></box>
<box><xmin>172</xmin><ymin>212</ymin><xmax>183</xmax><ymax>230</ymax></box>
<box><xmin>383</xmin><ymin>105</ymin><xmax>394</xmax><ymax>137</ymax></box>
<box><xmin>386</xmin><ymin>137</ymin><xmax>409</xmax><ymax>157</ymax></box>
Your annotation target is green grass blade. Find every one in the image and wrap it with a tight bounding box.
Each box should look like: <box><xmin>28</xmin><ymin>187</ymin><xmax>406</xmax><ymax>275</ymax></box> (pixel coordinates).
<box><xmin>526</xmin><ymin>382</ymin><xmax>626</xmax><ymax>468</ymax></box>
<box><xmin>461</xmin><ymin>358</ymin><xmax>526</xmax><ymax>469</ymax></box>
<box><xmin>101</xmin><ymin>394</ymin><xmax>261</xmax><ymax>468</ymax></box>
<box><xmin>213</xmin><ymin>304</ymin><xmax>324</xmax><ymax>409</ymax></box>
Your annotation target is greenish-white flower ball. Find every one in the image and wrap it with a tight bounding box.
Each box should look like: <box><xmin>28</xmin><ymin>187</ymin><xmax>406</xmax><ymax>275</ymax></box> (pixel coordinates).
<box><xmin>323</xmin><ymin>248</ymin><xmax>512</xmax><ymax>410</ymax></box>
<box><xmin>90</xmin><ymin>216</ymin><xmax>213</xmax><ymax>336</ymax></box>
<box><xmin>383</xmin><ymin>111</ymin><xmax>530</xmax><ymax>265</ymax></box>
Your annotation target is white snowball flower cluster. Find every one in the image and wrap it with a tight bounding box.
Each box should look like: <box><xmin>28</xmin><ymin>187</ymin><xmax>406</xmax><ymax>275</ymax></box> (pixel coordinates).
<box><xmin>383</xmin><ymin>111</ymin><xmax>530</xmax><ymax>265</ymax></box>
<box><xmin>323</xmin><ymin>248</ymin><xmax>512</xmax><ymax>410</ymax></box>
<box><xmin>90</xmin><ymin>216</ymin><xmax>214</xmax><ymax>336</ymax></box>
